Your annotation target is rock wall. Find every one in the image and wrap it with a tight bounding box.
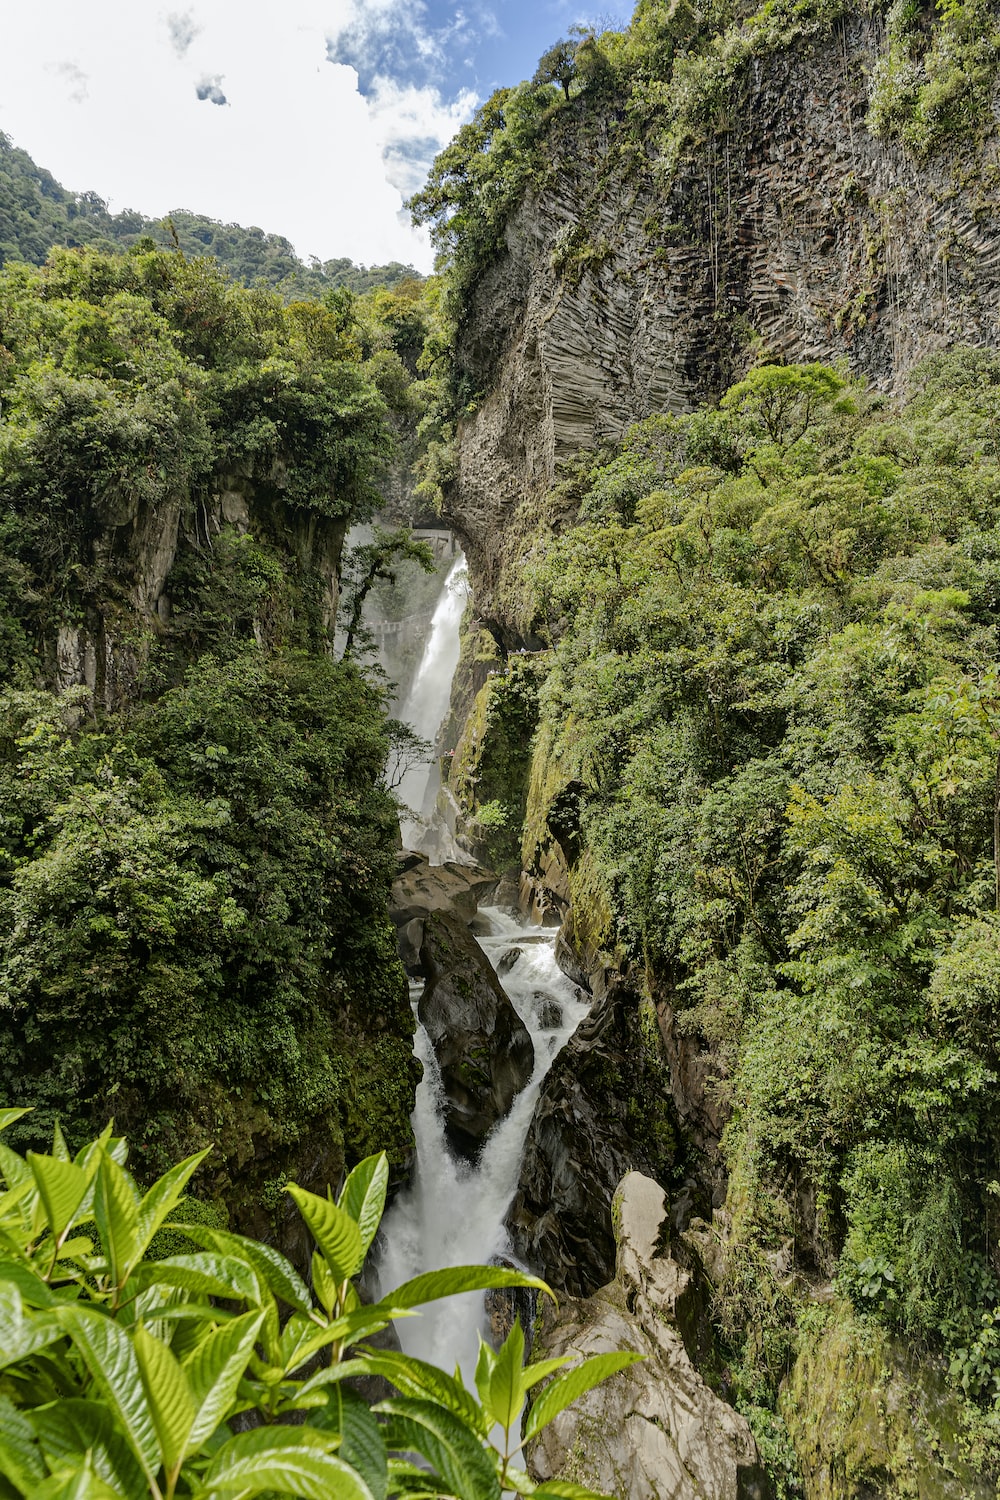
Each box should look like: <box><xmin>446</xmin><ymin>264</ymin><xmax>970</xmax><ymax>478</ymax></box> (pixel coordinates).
<box><xmin>447</xmin><ymin>11</ymin><xmax>1000</xmax><ymax>624</ymax></box>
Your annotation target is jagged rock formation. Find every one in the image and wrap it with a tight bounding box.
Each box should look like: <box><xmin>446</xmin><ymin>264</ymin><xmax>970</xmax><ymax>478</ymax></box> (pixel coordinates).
<box><xmin>506</xmin><ymin>980</ymin><xmax>678</xmax><ymax>1296</ymax></box>
<box><xmin>446</xmin><ymin>13</ymin><xmax>1000</xmax><ymax>626</ymax></box>
<box><xmin>416</xmin><ymin>909</ymin><xmax>534</xmax><ymax>1157</ymax></box>
<box><xmin>527</xmin><ymin>1171</ymin><xmax>768</xmax><ymax>1500</ymax></box>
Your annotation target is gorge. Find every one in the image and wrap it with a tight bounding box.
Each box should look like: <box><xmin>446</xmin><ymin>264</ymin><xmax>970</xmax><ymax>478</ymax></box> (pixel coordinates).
<box><xmin>2</xmin><ymin>0</ymin><xmax>1000</xmax><ymax>1496</ymax></box>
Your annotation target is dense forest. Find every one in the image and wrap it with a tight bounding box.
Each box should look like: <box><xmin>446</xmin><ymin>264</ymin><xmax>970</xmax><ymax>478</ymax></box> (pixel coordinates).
<box><xmin>3</xmin><ymin>0</ymin><xmax>1000</xmax><ymax>1495</ymax></box>
<box><xmin>0</xmin><ymin>131</ymin><xmax>420</xmax><ymax>298</ymax></box>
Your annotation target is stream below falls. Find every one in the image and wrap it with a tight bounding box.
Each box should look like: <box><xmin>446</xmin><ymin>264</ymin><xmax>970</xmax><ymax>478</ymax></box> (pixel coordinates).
<box><xmin>377</xmin><ymin>910</ymin><xmax>589</xmax><ymax>1373</ymax></box>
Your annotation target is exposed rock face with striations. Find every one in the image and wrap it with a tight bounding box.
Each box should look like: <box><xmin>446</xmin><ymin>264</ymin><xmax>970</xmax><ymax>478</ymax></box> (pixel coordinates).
<box><xmin>446</xmin><ymin>14</ymin><xmax>1000</xmax><ymax>625</ymax></box>
<box><xmin>527</xmin><ymin>1171</ymin><xmax>768</xmax><ymax>1500</ymax></box>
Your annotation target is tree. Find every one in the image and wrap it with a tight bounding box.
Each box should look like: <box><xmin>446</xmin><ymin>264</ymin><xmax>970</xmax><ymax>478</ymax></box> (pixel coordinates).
<box><xmin>533</xmin><ymin>38</ymin><xmax>579</xmax><ymax>101</ymax></box>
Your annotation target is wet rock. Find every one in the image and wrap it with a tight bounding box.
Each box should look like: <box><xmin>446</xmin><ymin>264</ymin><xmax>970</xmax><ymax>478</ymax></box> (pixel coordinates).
<box><xmin>506</xmin><ymin>983</ymin><xmax>677</xmax><ymax>1296</ymax></box>
<box><xmin>526</xmin><ymin>1173</ymin><xmax>767</xmax><ymax>1500</ymax></box>
<box><xmin>391</xmin><ymin>851</ymin><xmax>496</xmax><ymax>926</ymax></box>
<box><xmin>418</xmin><ymin>911</ymin><xmax>534</xmax><ymax>1159</ymax></box>
<box><xmin>484</xmin><ymin>1258</ymin><xmax>538</xmax><ymax>1351</ymax></box>
<box><xmin>497</xmin><ymin>946</ymin><xmax>523</xmax><ymax>976</ymax></box>
<box><xmin>538</xmin><ymin>1000</ymin><xmax>563</xmax><ymax>1029</ymax></box>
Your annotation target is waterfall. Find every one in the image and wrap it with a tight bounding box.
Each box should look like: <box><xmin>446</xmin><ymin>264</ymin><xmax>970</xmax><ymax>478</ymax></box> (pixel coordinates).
<box><xmin>396</xmin><ymin>554</ymin><xmax>468</xmax><ymax>853</ymax></box>
<box><xmin>377</xmin><ymin>909</ymin><xmax>589</xmax><ymax>1376</ymax></box>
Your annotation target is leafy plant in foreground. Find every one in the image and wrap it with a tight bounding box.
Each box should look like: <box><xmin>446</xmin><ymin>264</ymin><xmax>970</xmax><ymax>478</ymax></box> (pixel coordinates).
<box><xmin>0</xmin><ymin>1109</ymin><xmax>639</xmax><ymax>1499</ymax></box>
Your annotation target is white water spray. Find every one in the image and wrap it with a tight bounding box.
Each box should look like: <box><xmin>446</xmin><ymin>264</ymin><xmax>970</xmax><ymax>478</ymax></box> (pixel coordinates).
<box><xmin>378</xmin><ymin>909</ymin><xmax>589</xmax><ymax>1376</ymax></box>
<box><xmin>396</xmin><ymin>555</ymin><xmax>468</xmax><ymax>851</ymax></box>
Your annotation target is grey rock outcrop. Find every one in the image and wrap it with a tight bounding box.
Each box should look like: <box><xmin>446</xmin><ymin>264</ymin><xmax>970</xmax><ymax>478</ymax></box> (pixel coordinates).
<box><xmin>389</xmin><ymin>852</ymin><xmax>497</xmax><ymax>974</ymax></box>
<box><xmin>527</xmin><ymin>1172</ymin><xmax>768</xmax><ymax>1500</ymax></box>
<box><xmin>506</xmin><ymin>984</ymin><xmax>677</xmax><ymax>1296</ymax></box>
<box><xmin>417</xmin><ymin>910</ymin><xmax>533</xmax><ymax>1157</ymax></box>
<box><xmin>446</xmin><ymin>16</ymin><xmax>1000</xmax><ymax>631</ymax></box>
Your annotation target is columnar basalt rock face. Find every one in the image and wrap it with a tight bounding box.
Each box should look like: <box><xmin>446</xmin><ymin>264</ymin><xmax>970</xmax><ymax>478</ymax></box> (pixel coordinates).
<box><xmin>527</xmin><ymin>1172</ymin><xmax>768</xmax><ymax>1500</ymax></box>
<box><xmin>448</xmin><ymin>16</ymin><xmax>1000</xmax><ymax>624</ymax></box>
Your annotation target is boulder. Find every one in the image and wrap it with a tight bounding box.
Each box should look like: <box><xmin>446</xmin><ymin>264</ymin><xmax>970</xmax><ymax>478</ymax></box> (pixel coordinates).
<box><xmin>418</xmin><ymin>911</ymin><xmax>534</xmax><ymax>1158</ymax></box>
<box><xmin>527</xmin><ymin>1173</ymin><xmax>768</xmax><ymax>1500</ymax></box>
<box><xmin>390</xmin><ymin>851</ymin><xmax>496</xmax><ymax>926</ymax></box>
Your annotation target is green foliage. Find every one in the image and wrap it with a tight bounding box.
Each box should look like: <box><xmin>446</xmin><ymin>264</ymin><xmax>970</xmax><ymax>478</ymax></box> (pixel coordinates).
<box><xmin>867</xmin><ymin>0</ymin><xmax>1000</xmax><ymax>156</ymax></box>
<box><xmin>507</xmin><ymin>356</ymin><xmax>1000</xmax><ymax>1454</ymax></box>
<box><xmin>0</xmin><ymin>131</ymin><xmax>421</xmax><ymax>298</ymax></box>
<box><xmin>0</xmin><ymin>1117</ymin><xmax>636</xmax><ymax>1499</ymax></box>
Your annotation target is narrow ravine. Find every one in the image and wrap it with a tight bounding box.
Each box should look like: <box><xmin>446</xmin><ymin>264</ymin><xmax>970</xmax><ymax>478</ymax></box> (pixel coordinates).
<box><xmin>377</xmin><ymin>910</ymin><xmax>589</xmax><ymax>1375</ymax></box>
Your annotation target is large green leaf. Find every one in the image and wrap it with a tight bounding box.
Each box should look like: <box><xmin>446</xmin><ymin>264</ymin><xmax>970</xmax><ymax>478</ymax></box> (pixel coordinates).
<box><xmin>29</xmin><ymin>1398</ymin><xmax>147</xmax><ymax>1497</ymax></box>
<box><xmin>344</xmin><ymin>1351</ymin><xmax>485</xmax><ymax>1436</ymax></box>
<box><xmin>92</xmin><ymin>1156</ymin><xmax>139</xmax><ymax>1294</ymax></box>
<box><xmin>286</xmin><ymin>1185</ymin><xmax>363</xmax><ymax>1282</ymax></box>
<box><xmin>136</xmin><ymin>1252</ymin><xmax>260</xmax><ymax>1304</ymax></box>
<box><xmin>521</xmin><ymin>1352</ymin><xmax>642</xmax><ymax>1445</ymax></box>
<box><xmin>133</xmin><ymin>1324</ymin><xmax>194</xmax><ymax>1475</ymax></box>
<box><xmin>338</xmin><ymin>1154</ymin><xmax>388</xmax><ymax>1259</ymax></box>
<box><xmin>54</xmin><ymin>1305</ymin><xmax>161</xmax><ymax>1487</ymax></box>
<box><xmin>173</xmin><ymin>1224</ymin><xmax>311</xmax><ymax>1314</ymax></box>
<box><xmin>0</xmin><ymin>1141</ymin><xmax>32</xmax><ymax>1191</ymax></box>
<box><xmin>321</xmin><ymin>1387</ymin><xmax>388</xmax><ymax>1500</ymax></box>
<box><xmin>0</xmin><ymin>1394</ymin><xmax>45</xmax><ymax>1494</ymax></box>
<box><xmin>133</xmin><ymin>1150</ymin><xmax>211</xmax><ymax>1265</ymax></box>
<box><xmin>183</xmin><ymin>1310</ymin><xmax>264</xmax><ymax>1452</ymax></box>
<box><xmin>203</xmin><ymin>1427</ymin><xmax>374</xmax><ymax>1500</ymax></box>
<box><xmin>32</xmin><ymin>1456</ymin><xmax>123</xmax><ymax>1500</ymax></box>
<box><xmin>376</xmin><ymin>1398</ymin><xmax>500</xmax><ymax>1500</ymax></box>
<box><xmin>0</xmin><ymin>1259</ymin><xmax>57</xmax><ymax>1309</ymax></box>
<box><xmin>27</xmin><ymin>1157</ymin><xmax>93</xmax><ymax>1243</ymax></box>
<box><xmin>488</xmin><ymin>1320</ymin><xmax>525</xmax><ymax>1435</ymax></box>
<box><xmin>0</xmin><ymin>1285</ymin><xmax>65</xmax><ymax>1371</ymax></box>
<box><xmin>0</xmin><ymin>1110</ymin><xmax>30</xmax><ymax>1136</ymax></box>
<box><xmin>379</xmin><ymin>1266</ymin><xmax>552</xmax><ymax>1312</ymax></box>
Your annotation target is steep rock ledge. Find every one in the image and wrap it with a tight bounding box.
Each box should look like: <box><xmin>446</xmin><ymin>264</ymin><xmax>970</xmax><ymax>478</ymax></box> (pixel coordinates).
<box><xmin>447</xmin><ymin>14</ymin><xmax>1000</xmax><ymax>625</ymax></box>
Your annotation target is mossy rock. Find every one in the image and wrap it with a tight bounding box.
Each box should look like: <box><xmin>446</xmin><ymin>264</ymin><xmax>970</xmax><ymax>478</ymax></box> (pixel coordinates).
<box><xmin>780</xmin><ymin>1312</ymin><xmax>993</xmax><ymax>1499</ymax></box>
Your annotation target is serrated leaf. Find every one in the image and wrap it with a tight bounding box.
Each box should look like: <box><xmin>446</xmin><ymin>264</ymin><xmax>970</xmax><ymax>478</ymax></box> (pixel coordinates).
<box><xmin>133</xmin><ymin>1149</ymin><xmax>211</xmax><ymax>1265</ymax></box>
<box><xmin>173</xmin><ymin>1223</ymin><xmax>311</xmax><ymax>1314</ymax></box>
<box><xmin>338</xmin><ymin>1154</ymin><xmax>388</xmax><ymax>1259</ymax></box>
<box><xmin>474</xmin><ymin>1339</ymin><xmax>495</xmax><ymax>1415</ymax></box>
<box><xmin>522</xmin><ymin>1352</ymin><xmax>643</xmax><ymax>1445</ymax></box>
<box><xmin>286</xmin><ymin>1185</ymin><xmax>363</xmax><ymax>1281</ymax></box>
<box><xmin>376</xmin><ymin>1398</ymin><xmax>500</xmax><ymax>1500</ymax></box>
<box><xmin>54</xmin><ymin>1305</ymin><xmax>160</xmax><ymax>1487</ymax></box>
<box><xmin>379</xmin><ymin>1265</ymin><xmax>552</xmax><ymax>1312</ymax></box>
<box><xmin>29</xmin><ymin>1397</ymin><xmax>147</xmax><ymax>1496</ymax></box>
<box><xmin>133</xmin><ymin>1324</ymin><xmax>195</xmax><ymax>1473</ymax></box>
<box><xmin>183</xmin><ymin>1309</ymin><xmax>264</xmax><ymax>1452</ymax></box>
<box><xmin>0</xmin><ymin>1393</ymin><xmax>45</xmax><ymax>1491</ymax></box>
<box><xmin>489</xmin><ymin>1319</ymin><xmax>526</xmax><ymax>1435</ymax></box>
<box><xmin>0</xmin><ymin>1285</ymin><xmax>64</xmax><ymax>1371</ymax></box>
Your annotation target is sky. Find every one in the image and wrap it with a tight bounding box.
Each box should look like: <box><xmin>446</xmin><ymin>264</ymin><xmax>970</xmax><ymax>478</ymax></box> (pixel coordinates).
<box><xmin>0</xmin><ymin>0</ymin><xmax>634</xmax><ymax>272</ymax></box>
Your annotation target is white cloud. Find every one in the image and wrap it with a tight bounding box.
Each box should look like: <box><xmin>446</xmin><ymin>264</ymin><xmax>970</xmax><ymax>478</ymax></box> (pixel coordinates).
<box><xmin>0</xmin><ymin>0</ymin><xmax>478</xmax><ymax>270</ymax></box>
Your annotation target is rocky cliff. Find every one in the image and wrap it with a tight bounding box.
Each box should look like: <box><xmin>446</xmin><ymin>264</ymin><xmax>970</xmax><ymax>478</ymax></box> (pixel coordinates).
<box><xmin>446</xmin><ymin>7</ymin><xmax>1000</xmax><ymax>626</ymax></box>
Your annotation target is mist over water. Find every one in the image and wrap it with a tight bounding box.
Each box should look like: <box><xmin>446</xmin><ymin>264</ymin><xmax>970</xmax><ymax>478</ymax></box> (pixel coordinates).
<box><xmin>377</xmin><ymin>909</ymin><xmax>589</xmax><ymax>1376</ymax></box>
<box><xmin>396</xmin><ymin>554</ymin><xmax>468</xmax><ymax>851</ymax></box>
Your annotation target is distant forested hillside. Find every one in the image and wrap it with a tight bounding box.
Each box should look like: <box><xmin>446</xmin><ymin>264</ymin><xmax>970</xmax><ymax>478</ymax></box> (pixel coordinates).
<box><xmin>0</xmin><ymin>130</ymin><xmax>419</xmax><ymax>296</ymax></box>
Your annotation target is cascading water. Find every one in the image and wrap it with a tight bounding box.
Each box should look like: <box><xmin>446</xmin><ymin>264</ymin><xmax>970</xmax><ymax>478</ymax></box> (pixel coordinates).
<box><xmin>396</xmin><ymin>554</ymin><xmax>468</xmax><ymax>853</ymax></box>
<box><xmin>377</xmin><ymin>910</ymin><xmax>589</xmax><ymax>1375</ymax></box>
